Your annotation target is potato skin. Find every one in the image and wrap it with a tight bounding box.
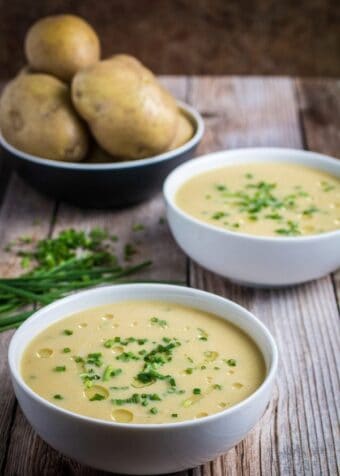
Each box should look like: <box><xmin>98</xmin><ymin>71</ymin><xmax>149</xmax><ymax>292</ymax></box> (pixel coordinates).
<box><xmin>0</xmin><ymin>73</ymin><xmax>88</xmax><ymax>162</ymax></box>
<box><xmin>25</xmin><ymin>15</ymin><xmax>100</xmax><ymax>81</ymax></box>
<box><xmin>86</xmin><ymin>143</ymin><xmax>118</xmax><ymax>163</ymax></box>
<box><xmin>168</xmin><ymin>111</ymin><xmax>194</xmax><ymax>150</ymax></box>
<box><xmin>71</xmin><ymin>55</ymin><xmax>178</xmax><ymax>160</ymax></box>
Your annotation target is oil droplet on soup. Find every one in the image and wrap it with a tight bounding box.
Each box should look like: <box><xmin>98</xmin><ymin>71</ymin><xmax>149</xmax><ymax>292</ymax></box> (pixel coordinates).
<box><xmin>111</xmin><ymin>346</ymin><xmax>124</xmax><ymax>354</ymax></box>
<box><xmin>84</xmin><ymin>385</ymin><xmax>109</xmax><ymax>401</ymax></box>
<box><xmin>36</xmin><ymin>348</ymin><xmax>53</xmax><ymax>358</ymax></box>
<box><xmin>112</xmin><ymin>409</ymin><xmax>133</xmax><ymax>423</ymax></box>
<box><xmin>21</xmin><ymin>300</ymin><xmax>266</xmax><ymax>424</ymax></box>
<box><xmin>196</xmin><ymin>412</ymin><xmax>208</xmax><ymax>418</ymax></box>
<box><xmin>102</xmin><ymin>313</ymin><xmax>114</xmax><ymax>320</ymax></box>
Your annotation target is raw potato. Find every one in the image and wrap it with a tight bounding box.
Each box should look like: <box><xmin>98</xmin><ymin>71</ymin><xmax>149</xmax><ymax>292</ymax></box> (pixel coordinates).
<box><xmin>0</xmin><ymin>73</ymin><xmax>88</xmax><ymax>161</ymax></box>
<box><xmin>25</xmin><ymin>15</ymin><xmax>100</xmax><ymax>81</ymax></box>
<box><xmin>168</xmin><ymin>111</ymin><xmax>194</xmax><ymax>150</ymax></box>
<box><xmin>87</xmin><ymin>144</ymin><xmax>118</xmax><ymax>163</ymax></box>
<box><xmin>72</xmin><ymin>55</ymin><xmax>179</xmax><ymax>160</ymax></box>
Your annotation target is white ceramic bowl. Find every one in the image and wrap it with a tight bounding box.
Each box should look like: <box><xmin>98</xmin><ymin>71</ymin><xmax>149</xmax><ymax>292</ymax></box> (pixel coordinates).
<box><xmin>164</xmin><ymin>148</ymin><xmax>340</xmax><ymax>287</ymax></box>
<box><xmin>8</xmin><ymin>284</ymin><xmax>277</xmax><ymax>474</ymax></box>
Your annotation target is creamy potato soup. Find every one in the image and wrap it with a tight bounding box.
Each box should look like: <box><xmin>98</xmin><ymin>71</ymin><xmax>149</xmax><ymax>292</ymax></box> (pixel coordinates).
<box><xmin>21</xmin><ymin>300</ymin><xmax>265</xmax><ymax>424</ymax></box>
<box><xmin>176</xmin><ymin>163</ymin><xmax>340</xmax><ymax>236</ymax></box>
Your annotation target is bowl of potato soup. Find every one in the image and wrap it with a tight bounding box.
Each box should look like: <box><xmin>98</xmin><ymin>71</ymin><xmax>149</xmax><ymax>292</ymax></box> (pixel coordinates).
<box><xmin>164</xmin><ymin>148</ymin><xmax>340</xmax><ymax>286</ymax></box>
<box><xmin>9</xmin><ymin>284</ymin><xmax>277</xmax><ymax>474</ymax></box>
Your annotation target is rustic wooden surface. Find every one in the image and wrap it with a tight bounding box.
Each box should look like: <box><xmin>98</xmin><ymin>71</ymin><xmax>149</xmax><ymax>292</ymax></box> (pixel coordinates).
<box><xmin>1</xmin><ymin>1</ymin><xmax>340</xmax><ymax>78</ymax></box>
<box><xmin>0</xmin><ymin>77</ymin><xmax>339</xmax><ymax>476</ymax></box>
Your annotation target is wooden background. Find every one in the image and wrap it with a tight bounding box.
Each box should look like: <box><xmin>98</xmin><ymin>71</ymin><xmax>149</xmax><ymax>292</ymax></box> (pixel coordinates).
<box><xmin>0</xmin><ymin>76</ymin><xmax>339</xmax><ymax>475</ymax></box>
<box><xmin>0</xmin><ymin>0</ymin><xmax>340</xmax><ymax>78</ymax></box>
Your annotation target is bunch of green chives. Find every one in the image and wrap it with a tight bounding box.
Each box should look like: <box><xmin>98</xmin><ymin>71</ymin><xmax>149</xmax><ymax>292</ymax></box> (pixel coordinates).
<box><xmin>0</xmin><ymin>228</ymin><xmax>151</xmax><ymax>332</ymax></box>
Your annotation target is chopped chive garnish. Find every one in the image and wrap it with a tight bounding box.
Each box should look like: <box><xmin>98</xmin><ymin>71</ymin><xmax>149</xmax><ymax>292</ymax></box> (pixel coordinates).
<box><xmin>193</xmin><ymin>388</ymin><xmax>201</xmax><ymax>395</ymax></box>
<box><xmin>265</xmin><ymin>213</ymin><xmax>283</xmax><ymax>220</ymax></box>
<box><xmin>321</xmin><ymin>181</ymin><xmax>335</xmax><ymax>192</ymax></box>
<box><xmin>226</xmin><ymin>359</ymin><xmax>237</xmax><ymax>367</ymax></box>
<box><xmin>54</xmin><ymin>366</ymin><xmax>66</xmax><ymax>372</ymax></box>
<box><xmin>149</xmin><ymin>407</ymin><xmax>158</xmax><ymax>415</ymax></box>
<box><xmin>171</xmin><ymin>413</ymin><xmax>178</xmax><ymax>418</ymax></box>
<box><xmin>62</xmin><ymin>347</ymin><xmax>71</xmax><ymax>353</ymax></box>
<box><xmin>185</xmin><ymin>368</ymin><xmax>193</xmax><ymax>374</ymax></box>
<box><xmin>53</xmin><ymin>394</ymin><xmax>63</xmax><ymax>400</ymax></box>
<box><xmin>215</xmin><ymin>184</ymin><xmax>227</xmax><ymax>191</ymax></box>
<box><xmin>302</xmin><ymin>206</ymin><xmax>319</xmax><ymax>216</ymax></box>
<box><xmin>116</xmin><ymin>351</ymin><xmax>140</xmax><ymax>362</ymax></box>
<box><xmin>213</xmin><ymin>384</ymin><xmax>223</xmax><ymax>390</ymax></box>
<box><xmin>150</xmin><ymin>317</ymin><xmax>168</xmax><ymax>328</ymax></box>
<box><xmin>112</xmin><ymin>393</ymin><xmax>162</xmax><ymax>406</ymax></box>
<box><xmin>212</xmin><ymin>211</ymin><xmax>226</xmax><ymax>220</ymax></box>
<box><xmin>102</xmin><ymin>365</ymin><xmax>122</xmax><ymax>381</ymax></box>
<box><xmin>89</xmin><ymin>393</ymin><xmax>105</xmax><ymax>401</ymax></box>
<box><xmin>275</xmin><ymin>221</ymin><xmax>300</xmax><ymax>236</ymax></box>
<box><xmin>104</xmin><ymin>337</ymin><xmax>148</xmax><ymax>347</ymax></box>
<box><xmin>138</xmin><ymin>338</ymin><xmax>148</xmax><ymax>345</ymax></box>
<box><xmin>86</xmin><ymin>352</ymin><xmax>103</xmax><ymax>367</ymax></box>
<box><xmin>63</xmin><ymin>329</ymin><xmax>73</xmax><ymax>336</ymax></box>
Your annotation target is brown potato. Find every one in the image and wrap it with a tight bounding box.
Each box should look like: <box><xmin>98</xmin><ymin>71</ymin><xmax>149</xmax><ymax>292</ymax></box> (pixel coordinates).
<box><xmin>25</xmin><ymin>15</ymin><xmax>100</xmax><ymax>81</ymax></box>
<box><xmin>71</xmin><ymin>55</ymin><xmax>178</xmax><ymax>160</ymax></box>
<box><xmin>168</xmin><ymin>111</ymin><xmax>194</xmax><ymax>150</ymax></box>
<box><xmin>0</xmin><ymin>73</ymin><xmax>88</xmax><ymax>161</ymax></box>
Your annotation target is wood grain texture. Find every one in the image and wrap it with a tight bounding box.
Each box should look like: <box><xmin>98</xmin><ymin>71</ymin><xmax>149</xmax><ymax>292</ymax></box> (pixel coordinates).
<box><xmin>0</xmin><ymin>77</ymin><xmax>339</xmax><ymax>476</ymax></box>
<box><xmin>296</xmin><ymin>78</ymin><xmax>340</xmax><ymax>308</ymax></box>
<box><xmin>0</xmin><ymin>174</ymin><xmax>54</xmax><ymax>472</ymax></box>
<box><xmin>1</xmin><ymin>0</ymin><xmax>340</xmax><ymax>77</ymax></box>
<box><xmin>187</xmin><ymin>77</ymin><xmax>339</xmax><ymax>475</ymax></box>
<box><xmin>1</xmin><ymin>78</ymin><xmax>189</xmax><ymax>476</ymax></box>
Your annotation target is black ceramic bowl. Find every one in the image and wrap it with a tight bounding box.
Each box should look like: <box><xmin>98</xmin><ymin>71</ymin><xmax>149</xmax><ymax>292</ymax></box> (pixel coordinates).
<box><xmin>0</xmin><ymin>102</ymin><xmax>204</xmax><ymax>208</ymax></box>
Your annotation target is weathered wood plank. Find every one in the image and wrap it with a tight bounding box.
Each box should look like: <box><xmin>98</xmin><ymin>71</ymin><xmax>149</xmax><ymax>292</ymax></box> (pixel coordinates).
<box><xmin>1</xmin><ymin>77</ymin><xmax>339</xmax><ymax>476</ymax></box>
<box><xmin>3</xmin><ymin>78</ymin><xmax>189</xmax><ymax>476</ymax></box>
<box><xmin>296</xmin><ymin>78</ymin><xmax>340</xmax><ymax>308</ymax></box>
<box><xmin>158</xmin><ymin>75</ymin><xmax>189</xmax><ymax>102</ymax></box>
<box><xmin>0</xmin><ymin>174</ymin><xmax>55</xmax><ymax>472</ymax></box>
<box><xmin>295</xmin><ymin>79</ymin><xmax>340</xmax><ymax>159</ymax></box>
<box><xmin>188</xmin><ymin>77</ymin><xmax>339</xmax><ymax>475</ymax></box>
<box><xmin>189</xmin><ymin>76</ymin><xmax>302</xmax><ymax>149</ymax></box>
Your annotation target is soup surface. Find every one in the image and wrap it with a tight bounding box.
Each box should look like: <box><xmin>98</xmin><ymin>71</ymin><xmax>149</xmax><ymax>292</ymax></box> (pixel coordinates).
<box><xmin>176</xmin><ymin>162</ymin><xmax>340</xmax><ymax>236</ymax></box>
<box><xmin>21</xmin><ymin>300</ymin><xmax>265</xmax><ymax>424</ymax></box>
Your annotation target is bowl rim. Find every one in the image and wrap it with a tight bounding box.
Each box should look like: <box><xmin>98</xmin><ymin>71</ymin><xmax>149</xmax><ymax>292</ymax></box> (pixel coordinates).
<box><xmin>163</xmin><ymin>147</ymin><xmax>340</xmax><ymax>243</ymax></box>
<box><xmin>0</xmin><ymin>101</ymin><xmax>204</xmax><ymax>170</ymax></box>
<box><xmin>8</xmin><ymin>283</ymin><xmax>278</xmax><ymax>431</ymax></box>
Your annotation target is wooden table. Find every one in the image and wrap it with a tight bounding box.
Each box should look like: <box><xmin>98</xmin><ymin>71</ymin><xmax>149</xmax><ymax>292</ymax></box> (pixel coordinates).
<box><xmin>0</xmin><ymin>77</ymin><xmax>339</xmax><ymax>476</ymax></box>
